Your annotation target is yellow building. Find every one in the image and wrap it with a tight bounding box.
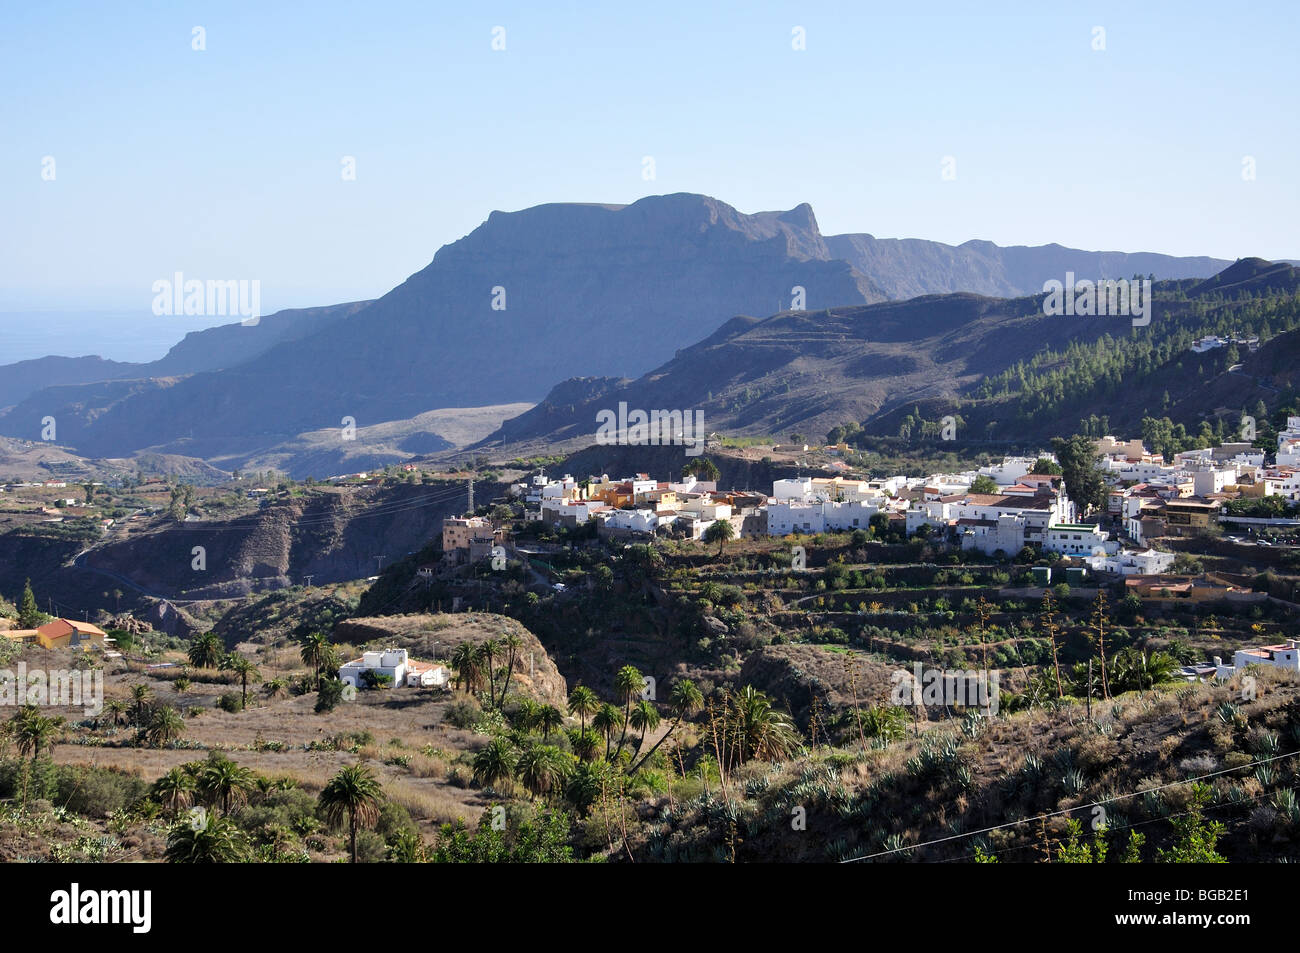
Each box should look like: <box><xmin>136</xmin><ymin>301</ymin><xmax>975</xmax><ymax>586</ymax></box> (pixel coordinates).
<box><xmin>36</xmin><ymin>618</ymin><xmax>108</xmax><ymax>650</ymax></box>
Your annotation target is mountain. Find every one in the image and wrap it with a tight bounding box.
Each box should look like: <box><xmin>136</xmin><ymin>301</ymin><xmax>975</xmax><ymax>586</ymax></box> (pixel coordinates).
<box><xmin>0</xmin><ymin>195</ymin><xmax>883</xmax><ymax>464</ymax></box>
<box><xmin>0</xmin><ymin>194</ymin><xmax>1260</xmax><ymax>475</ymax></box>
<box><xmin>824</xmin><ymin>234</ymin><xmax>1231</xmax><ymax>300</ymax></box>
<box><xmin>0</xmin><ymin>301</ymin><xmax>370</xmax><ymax>410</ymax></box>
<box><xmin>475</xmin><ymin>260</ymin><xmax>1300</xmax><ymax>452</ymax></box>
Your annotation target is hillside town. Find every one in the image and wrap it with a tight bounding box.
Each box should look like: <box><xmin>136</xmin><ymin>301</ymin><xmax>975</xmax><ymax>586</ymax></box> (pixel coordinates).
<box><xmin>500</xmin><ymin>417</ymin><xmax>1300</xmax><ymax>567</ymax></box>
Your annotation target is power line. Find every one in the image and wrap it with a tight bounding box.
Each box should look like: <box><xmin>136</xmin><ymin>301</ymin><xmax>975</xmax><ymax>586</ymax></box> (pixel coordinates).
<box><xmin>840</xmin><ymin>745</ymin><xmax>1300</xmax><ymax>863</ymax></box>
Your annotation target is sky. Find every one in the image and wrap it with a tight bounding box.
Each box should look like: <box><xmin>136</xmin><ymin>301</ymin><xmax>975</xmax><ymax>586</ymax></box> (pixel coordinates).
<box><xmin>2</xmin><ymin>0</ymin><xmax>1297</xmax><ymax>345</ymax></box>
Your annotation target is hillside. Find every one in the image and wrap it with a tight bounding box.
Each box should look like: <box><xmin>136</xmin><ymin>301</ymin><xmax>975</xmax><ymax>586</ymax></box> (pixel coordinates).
<box><xmin>477</xmin><ymin>260</ymin><xmax>1300</xmax><ymax>451</ymax></box>
<box><xmin>0</xmin><ymin>195</ymin><xmax>883</xmax><ymax>466</ymax></box>
<box><xmin>826</xmin><ymin>234</ymin><xmax>1230</xmax><ymax>301</ymax></box>
<box><xmin>0</xmin><ymin>194</ymin><xmax>1244</xmax><ymax>479</ymax></box>
<box><xmin>0</xmin><ymin>301</ymin><xmax>370</xmax><ymax>411</ymax></box>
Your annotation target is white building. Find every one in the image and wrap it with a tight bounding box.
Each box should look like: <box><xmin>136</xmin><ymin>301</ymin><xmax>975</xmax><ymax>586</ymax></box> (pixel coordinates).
<box><xmin>773</xmin><ymin>478</ymin><xmax>812</xmax><ymax>501</ymax></box>
<box><xmin>1085</xmin><ymin>548</ymin><xmax>1177</xmax><ymax>575</ymax></box>
<box><xmin>1043</xmin><ymin>523</ymin><xmax>1110</xmax><ymax>556</ymax></box>
<box><xmin>958</xmin><ymin>514</ymin><xmax>1027</xmax><ymax>556</ymax></box>
<box><xmin>1215</xmin><ymin>640</ymin><xmax>1300</xmax><ymax>679</ymax></box>
<box><xmin>599</xmin><ymin>508</ymin><xmax>659</xmax><ymax>535</ymax></box>
<box><xmin>340</xmin><ymin>648</ymin><xmax>409</xmax><ymax>689</ymax></box>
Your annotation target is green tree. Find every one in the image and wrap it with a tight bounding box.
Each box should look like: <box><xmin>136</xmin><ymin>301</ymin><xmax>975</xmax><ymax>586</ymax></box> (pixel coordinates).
<box><xmin>164</xmin><ymin>815</ymin><xmax>252</xmax><ymax>863</ymax></box>
<box><xmin>472</xmin><ymin>736</ymin><xmax>517</xmax><ymax>791</ymax></box>
<box><xmin>729</xmin><ymin>686</ymin><xmax>802</xmax><ymax>764</ymax></box>
<box><xmin>1052</xmin><ymin>434</ymin><xmax>1106</xmax><ymax>514</ymax></box>
<box><xmin>150</xmin><ymin>766</ymin><xmax>195</xmax><ymax>819</ymax></box>
<box><xmin>681</xmin><ymin>458</ymin><xmax>721</xmax><ymax>482</ymax></box>
<box><xmin>299</xmin><ymin>631</ymin><xmax>331</xmax><ymax>689</ymax></box>
<box><xmin>969</xmin><ymin>474</ymin><xmax>1000</xmax><ymax>494</ymax></box>
<box><xmin>567</xmin><ymin>685</ymin><xmax>599</xmax><ymax>734</ymax></box>
<box><xmin>17</xmin><ymin>579</ymin><xmax>46</xmax><ymax>628</ymax></box>
<box><xmin>188</xmin><ymin>632</ymin><xmax>224</xmax><ymax>669</ymax></box>
<box><xmin>515</xmin><ymin>745</ymin><xmax>571</xmax><ymax>800</ymax></box>
<box><xmin>630</xmin><ymin>678</ymin><xmax>703</xmax><ymax>772</ymax></box>
<box><xmin>613</xmin><ymin>665</ymin><xmax>646</xmax><ymax>754</ymax></box>
<box><xmin>628</xmin><ymin>698</ymin><xmax>661</xmax><ymax>758</ymax></box>
<box><xmin>451</xmin><ymin>642</ymin><xmax>479</xmax><ymax>693</ymax></box>
<box><xmin>319</xmin><ymin>763</ymin><xmax>385</xmax><ymax>864</ymax></box>
<box><xmin>146</xmin><ymin>706</ymin><xmax>186</xmax><ymax>748</ymax></box>
<box><xmin>221</xmin><ymin>654</ymin><xmax>261</xmax><ymax>709</ymax></box>
<box><xmin>196</xmin><ymin>753</ymin><xmax>256</xmax><ymax>815</ymax></box>
<box><xmin>536</xmin><ymin>705</ymin><xmax>564</xmax><ymax>741</ymax></box>
<box><xmin>703</xmin><ymin>519</ymin><xmax>735</xmax><ymax>557</ymax></box>
<box><xmin>1157</xmin><ymin>783</ymin><xmax>1227</xmax><ymax>863</ymax></box>
<box><xmin>592</xmin><ymin>703</ymin><xmax>621</xmax><ymax>760</ymax></box>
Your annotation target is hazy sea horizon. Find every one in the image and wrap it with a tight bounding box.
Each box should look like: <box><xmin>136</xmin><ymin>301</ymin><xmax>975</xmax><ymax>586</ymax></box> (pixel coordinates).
<box><xmin>0</xmin><ymin>311</ymin><xmax>232</xmax><ymax>364</ymax></box>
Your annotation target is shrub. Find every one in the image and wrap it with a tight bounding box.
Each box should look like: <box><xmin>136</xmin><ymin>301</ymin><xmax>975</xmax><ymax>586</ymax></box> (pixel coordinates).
<box><xmin>55</xmin><ymin>764</ymin><xmax>148</xmax><ymax>817</ymax></box>
<box><xmin>218</xmin><ymin>692</ymin><xmax>244</xmax><ymax>713</ymax></box>
<box><xmin>443</xmin><ymin>697</ymin><xmax>482</xmax><ymax>730</ymax></box>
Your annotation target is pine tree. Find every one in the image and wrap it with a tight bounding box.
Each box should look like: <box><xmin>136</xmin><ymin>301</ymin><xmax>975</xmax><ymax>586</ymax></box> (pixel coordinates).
<box><xmin>18</xmin><ymin>579</ymin><xmax>45</xmax><ymax>629</ymax></box>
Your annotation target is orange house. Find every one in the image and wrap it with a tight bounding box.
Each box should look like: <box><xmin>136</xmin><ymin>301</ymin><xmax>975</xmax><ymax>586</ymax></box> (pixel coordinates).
<box><xmin>36</xmin><ymin>618</ymin><xmax>108</xmax><ymax>650</ymax></box>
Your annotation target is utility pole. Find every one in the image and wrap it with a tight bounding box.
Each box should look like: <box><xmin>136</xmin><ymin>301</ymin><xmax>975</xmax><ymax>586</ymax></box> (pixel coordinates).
<box><xmin>303</xmin><ymin>574</ymin><xmax>314</xmax><ymax>588</ymax></box>
<box><xmin>374</xmin><ymin>555</ymin><xmax>384</xmax><ymax>574</ymax></box>
<box><xmin>467</xmin><ymin>477</ymin><xmax>474</xmax><ymax>515</ymax></box>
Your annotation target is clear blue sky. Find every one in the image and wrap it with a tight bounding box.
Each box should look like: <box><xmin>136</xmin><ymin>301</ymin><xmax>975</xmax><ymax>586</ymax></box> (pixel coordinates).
<box><xmin>2</xmin><ymin>0</ymin><xmax>1296</xmax><ymax>316</ymax></box>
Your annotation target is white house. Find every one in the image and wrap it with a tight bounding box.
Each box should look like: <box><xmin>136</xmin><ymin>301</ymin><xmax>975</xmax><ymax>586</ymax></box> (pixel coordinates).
<box><xmin>1215</xmin><ymin>640</ymin><xmax>1300</xmax><ymax>679</ymax></box>
<box><xmin>1043</xmin><ymin>523</ymin><xmax>1109</xmax><ymax>556</ymax></box>
<box><xmin>766</xmin><ymin>501</ymin><xmax>824</xmax><ymax>535</ymax></box>
<box><xmin>405</xmin><ymin>660</ymin><xmax>450</xmax><ymax>688</ymax></box>
<box><xmin>340</xmin><ymin>649</ymin><xmax>409</xmax><ymax>689</ymax></box>
<box><xmin>773</xmin><ymin>478</ymin><xmax>812</xmax><ymax>501</ymax></box>
<box><xmin>1085</xmin><ymin>548</ymin><xmax>1177</xmax><ymax>575</ymax></box>
<box><xmin>599</xmin><ymin>508</ymin><xmax>659</xmax><ymax>536</ymax></box>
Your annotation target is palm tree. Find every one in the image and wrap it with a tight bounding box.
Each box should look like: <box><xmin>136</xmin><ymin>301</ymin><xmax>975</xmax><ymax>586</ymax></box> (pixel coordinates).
<box><xmin>729</xmin><ymin>686</ymin><xmax>802</xmax><ymax>765</ymax></box>
<box><xmin>263</xmin><ymin>677</ymin><xmax>288</xmax><ymax>700</ymax></box>
<box><xmin>497</xmin><ymin>633</ymin><xmax>523</xmax><ymax>706</ymax></box>
<box><xmin>613</xmin><ymin>665</ymin><xmax>645</xmax><ymax>754</ymax></box>
<box><xmin>631</xmin><ymin>678</ymin><xmax>702</xmax><ymax>773</ymax></box>
<box><xmin>472</xmin><ymin>736</ymin><xmax>517</xmax><ymax>791</ymax></box>
<box><xmin>299</xmin><ymin>631</ymin><xmax>330</xmax><ymax>689</ymax></box>
<box><xmin>151</xmin><ymin>766</ymin><xmax>195</xmax><ymax>819</ymax></box>
<box><xmin>537</xmin><ymin>705</ymin><xmax>564</xmax><ymax>741</ymax></box>
<box><xmin>1111</xmin><ymin>648</ymin><xmax>1180</xmax><ymax>692</ymax></box>
<box><xmin>513</xmin><ymin>698</ymin><xmax>540</xmax><ymax>733</ymax></box>
<box><xmin>318</xmin><ymin>763</ymin><xmax>385</xmax><ymax>864</ymax></box>
<box><xmin>703</xmin><ymin>518</ymin><xmax>735</xmax><ymax>557</ymax></box>
<box><xmin>477</xmin><ymin>639</ymin><xmax>501</xmax><ymax>705</ymax></box>
<box><xmin>164</xmin><ymin>815</ymin><xmax>251</xmax><ymax>863</ymax></box>
<box><xmin>145</xmin><ymin>706</ymin><xmax>186</xmax><ymax>748</ymax></box>
<box><xmin>188</xmin><ymin>632</ymin><xmax>224</xmax><ymax>669</ymax></box>
<box><xmin>628</xmin><ymin>698</ymin><xmax>661</xmax><ymax>758</ymax></box>
<box><xmin>196</xmin><ymin>754</ymin><xmax>256</xmax><ymax>815</ymax></box>
<box><xmin>592</xmin><ymin>704</ymin><xmax>621</xmax><ymax>760</ymax></box>
<box><xmin>105</xmin><ymin>699</ymin><xmax>130</xmax><ymax>728</ymax></box>
<box><xmin>451</xmin><ymin>642</ymin><xmax>478</xmax><ymax>693</ymax></box>
<box><xmin>222</xmin><ymin>654</ymin><xmax>261</xmax><ymax>709</ymax></box>
<box><xmin>130</xmin><ymin>683</ymin><xmax>152</xmax><ymax>742</ymax></box>
<box><xmin>571</xmin><ymin>728</ymin><xmax>601</xmax><ymax>763</ymax></box>
<box><xmin>682</xmin><ymin>458</ymin><xmax>721</xmax><ymax>482</ymax></box>
<box><xmin>567</xmin><ymin>685</ymin><xmax>599</xmax><ymax>734</ymax></box>
<box><xmin>12</xmin><ymin>705</ymin><xmax>61</xmax><ymax>760</ymax></box>
<box><xmin>515</xmin><ymin>745</ymin><xmax>571</xmax><ymax>800</ymax></box>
